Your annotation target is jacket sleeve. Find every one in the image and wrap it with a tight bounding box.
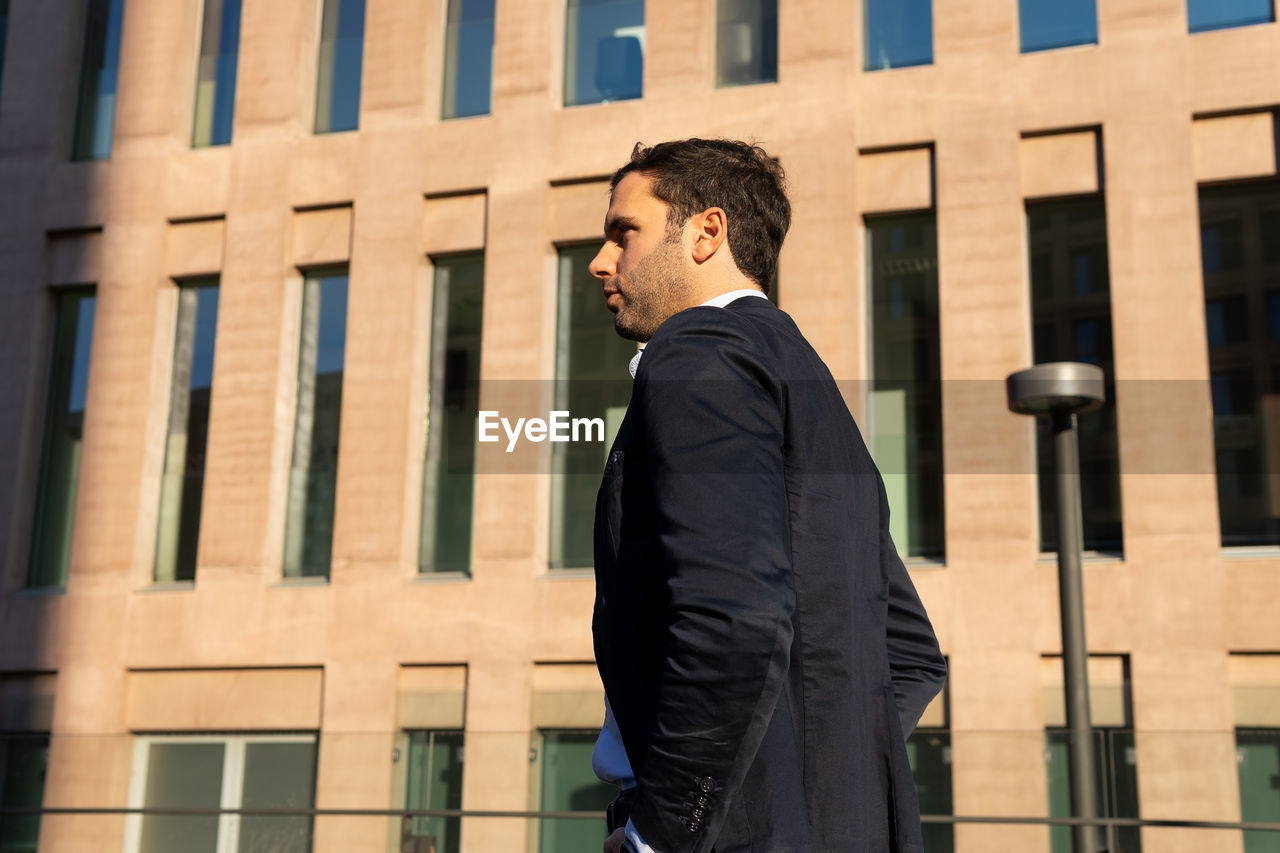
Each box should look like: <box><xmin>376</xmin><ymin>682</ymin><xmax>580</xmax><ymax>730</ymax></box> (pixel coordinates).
<box><xmin>880</xmin><ymin>481</ymin><xmax>947</xmax><ymax>737</ymax></box>
<box><xmin>625</xmin><ymin>311</ymin><xmax>793</xmax><ymax>853</ymax></box>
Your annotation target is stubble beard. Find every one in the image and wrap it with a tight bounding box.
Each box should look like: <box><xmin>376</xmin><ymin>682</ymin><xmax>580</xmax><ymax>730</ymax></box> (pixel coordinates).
<box><xmin>610</xmin><ymin>235</ymin><xmax>694</xmax><ymax>343</ymax></box>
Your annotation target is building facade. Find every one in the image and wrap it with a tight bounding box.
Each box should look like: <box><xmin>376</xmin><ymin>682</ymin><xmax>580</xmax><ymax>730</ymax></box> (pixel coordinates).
<box><xmin>0</xmin><ymin>0</ymin><xmax>1279</xmax><ymax>851</ymax></box>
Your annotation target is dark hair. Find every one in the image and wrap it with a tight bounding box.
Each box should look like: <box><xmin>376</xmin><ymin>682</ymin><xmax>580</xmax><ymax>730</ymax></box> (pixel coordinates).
<box><xmin>610</xmin><ymin>139</ymin><xmax>790</xmax><ymax>293</ymax></box>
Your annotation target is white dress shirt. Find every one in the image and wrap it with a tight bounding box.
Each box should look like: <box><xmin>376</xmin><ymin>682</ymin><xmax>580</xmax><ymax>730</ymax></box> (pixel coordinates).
<box><xmin>594</xmin><ymin>288</ymin><xmax>769</xmax><ymax>853</ymax></box>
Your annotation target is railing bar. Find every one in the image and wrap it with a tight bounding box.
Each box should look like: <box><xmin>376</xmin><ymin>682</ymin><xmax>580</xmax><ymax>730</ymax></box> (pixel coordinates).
<box><xmin>3</xmin><ymin>807</ymin><xmax>1279</xmax><ymax>832</ymax></box>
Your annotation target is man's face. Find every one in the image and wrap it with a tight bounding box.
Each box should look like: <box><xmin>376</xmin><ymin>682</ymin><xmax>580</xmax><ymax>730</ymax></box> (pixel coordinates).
<box><xmin>589</xmin><ymin>172</ymin><xmax>696</xmax><ymax>342</ymax></box>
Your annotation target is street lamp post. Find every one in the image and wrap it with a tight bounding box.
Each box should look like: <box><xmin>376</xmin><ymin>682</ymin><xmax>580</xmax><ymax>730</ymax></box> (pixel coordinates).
<box><xmin>1007</xmin><ymin>362</ymin><xmax>1106</xmax><ymax>853</ymax></box>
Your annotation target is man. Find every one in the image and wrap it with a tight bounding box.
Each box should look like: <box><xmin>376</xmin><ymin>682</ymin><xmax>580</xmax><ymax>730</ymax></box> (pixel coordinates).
<box><xmin>590</xmin><ymin>139</ymin><xmax>946</xmax><ymax>853</ymax></box>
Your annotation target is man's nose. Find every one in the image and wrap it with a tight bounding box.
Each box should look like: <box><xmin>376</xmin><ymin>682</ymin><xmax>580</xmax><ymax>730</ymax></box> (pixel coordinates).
<box><xmin>589</xmin><ymin>244</ymin><xmax>616</xmax><ymax>279</ymax></box>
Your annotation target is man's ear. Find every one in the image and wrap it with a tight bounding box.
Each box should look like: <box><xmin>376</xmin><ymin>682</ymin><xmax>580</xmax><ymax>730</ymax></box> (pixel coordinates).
<box><xmin>690</xmin><ymin>207</ymin><xmax>728</xmax><ymax>264</ymax></box>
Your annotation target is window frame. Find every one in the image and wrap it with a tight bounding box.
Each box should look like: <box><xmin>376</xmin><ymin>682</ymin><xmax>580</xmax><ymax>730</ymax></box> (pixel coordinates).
<box><xmin>123</xmin><ymin>733</ymin><xmax>316</xmax><ymax>853</ymax></box>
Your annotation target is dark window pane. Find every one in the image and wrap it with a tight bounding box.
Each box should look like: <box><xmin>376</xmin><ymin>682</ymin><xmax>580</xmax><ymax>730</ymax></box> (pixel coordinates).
<box><xmin>564</xmin><ymin>0</ymin><xmax>645</xmax><ymax>106</ymax></box>
<box><xmin>72</xmin><ymin>0</ymin><xmax>124</xmax><ymax>160</ymax></box>
<box><xmin>1263</xmin><ymin>211</ymin><xmax>1280</xmax><ymax>265</ymax></box>
<box><xmin>865</xmin><ymin>0</ymin><xmax>933</xmax><ymax>70</ymax></box>
<box><xmin>238</xmin><ymin>742</ymin><xmax>316</xmax><ymax>853</ymax></box>
<box><xmin>1202</xmin><ymin>219</ymin><xmax>1245</xmax><ymax>274</ymax></box>
<box><xmin>1206</xmin><ymin>295</ymin><xmax>1251</xmax><ymax>347</ymax></box>
<box><xmin>443</xmin><ymin>0</ymin><xmax>494</xmax><ymax>118</ymax></box>
<box><xmin>193</xmin><ymin>0</ymin><xmax>242</xmax><ymax>147</ymax></box>
<box><xmin>716</xmin><ymin>0</ymin><xmax>777</xmax><ymax>87</ymax></box>
<box><xmin>1046</xmin><ymin>730</ymin><xmax>1141</xmax><ymax>853</ymax></box>
<box><xmin>538</xmin><ymin>731</ymin><xmax>616</xmax><ymax>853</ymax></box>
<box><xmin>29</xmin><ymin>290</ymin><xmax>97</xmax><ymax>588</ymax></box>
<box><xmin>421</xmin><ymin>255</ymin><xmax>484</xmax><ymax>573</ymax></box>
<box><xmin>1200</xmin><ymin>183</ymin><xmax>1280</xmax><ymax>546</ymax></box>
<box><xmin>283</xmin><ymin>271</ymin><xmax>348</xmax><ymax>577</ymax></box>
<box><xmin>0</xmin><ymin>735</ymin><xmax>50</xmax><ymax>851</ymax></box>
<box><xmin>868</xmin><ymin>214</ymin><xmax>944</xmax><ymax>559</ymax></box>
<box><xmin>0</xmin><ymin>0</ymin><xmax>11</xmax><ymax>107</ymax></box>
<box><xmin>406</xmin><ymin>731</ymin><xmax>464</xmax><ymax>853</ymax></box>
<box><xmin>139</xmin><ymin>743</ymin><xmax>225</xmax><ymax>853</ymax></box>
<box><xmin>315</xmin><ymin>0</ymin><xmax>365</xmax><ymax>133</ymax></box>
<box><xmin>1019</xmin><ymin>0</ymin><xmax>1098</xmax><ymax>52</ymax></box>
<box><xmin>907</xmin><ymin>730</ymin><xmax>953</xmax><ymax>853</ymax></box>
<box><xmin>550</xmin><ymin>246</ymin><xmax>635</xmax><ymax>569</ymax></box>
<box><xmin>1027</xmin><ymin>198</ymin><xmax>1122</xmax><ymax>553</ymax></box>
<box><xmin>1237</xmin><ymin>729</ymin><xmax>1280</xmax><ymax>853</ymax></box>
<box><xmin>1188</xmin><ymin>0</ymin><xmax>1273</xmax><ymax>32</ymax></box>
<box><xmin>155</xmin><ymin>282</ymin><xmax>219</xmax><ymax>583</ymax></box>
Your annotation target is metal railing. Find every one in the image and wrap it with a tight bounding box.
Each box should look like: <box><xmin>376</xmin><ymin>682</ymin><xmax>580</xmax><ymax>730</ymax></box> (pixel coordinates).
<box><xmin>2</xmin><ymin>806</ymin><xmax>1278</xmax><ymax>852</ymax></box>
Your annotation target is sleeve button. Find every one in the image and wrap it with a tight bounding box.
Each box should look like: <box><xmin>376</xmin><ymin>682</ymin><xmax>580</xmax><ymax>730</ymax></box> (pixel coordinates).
<box><xmin>698</xmin><ymin>777</ymin><xmax>715</xmax><ymax>793</ymax></box>
<box><xmin>687</xmin><ymin>819</ymin><xmax>703</xmax><ymax>832</ymax></box>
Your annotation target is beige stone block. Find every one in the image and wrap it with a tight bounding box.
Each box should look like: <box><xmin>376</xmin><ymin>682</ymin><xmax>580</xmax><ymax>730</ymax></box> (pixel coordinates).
<box><xmin>292</xmin><ymin>204</ymin><xmax>353</xmax><ymax>268</ymax></box>
<box><xmin>530</xmin><ymin>662</ymin><xmax>603</xmax><ymax>728</ymax></box>
<box><xmin>164</xmin><ymin>217</ymin><xmax>225</xmax><ymax>279</ymax></box>
<box><xmin>858</xmin><ymin>146</ymin><xmax>933</xmax><ymax>214</ymax></box>
<box><xmin>1229</xmin><ymin>653</ymin><xmax>1280</xmax><ymax>726</ymax></box>
<box><xmin>1020</xmin><ymin>130</ymin><xmax>1100</xmax><ymax>199</ymax></box>
<box><xmin>422</xmin><ymin>191</ymin><xmax>488</xmax><ymax>255</ymax></box>
<box><xmin>547</xmin><ymin>180</ymin><xmax>611</xmax><ymax>244</ymax></box>
<box><xmin>1192</xmin><ymin>111</ymin><xmax>1277</xmax><ymax>184</ymax></box>
<box><xmin>124</xmin><ymin>668</ymin><xmax>322</xmax><ymax>730</ymax></box>
<box><xmin>48</xmin><ymin>229</ymin><xmax>103</xmax><ymax>286</ymax></box>
<box><xmin>397</xmin><ymin>664</ymin><xmax>467</xmax><ymax>729</ymax></box>
<box><xmin>1040</xmin><ymin>655</ymin><xmax>1129</xmax><ymax>727</ymax></box>
<box><xmin>0</xmin><ymin>672</ymin><xmax>56</xmax><ymax>729</ymax></box>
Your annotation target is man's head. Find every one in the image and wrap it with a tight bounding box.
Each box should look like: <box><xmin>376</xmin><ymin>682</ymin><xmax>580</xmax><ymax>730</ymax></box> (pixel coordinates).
<box><xmin>589</xmin><ymin>138</ymin><xmax>791</xmax><ymax>342</ymax></box>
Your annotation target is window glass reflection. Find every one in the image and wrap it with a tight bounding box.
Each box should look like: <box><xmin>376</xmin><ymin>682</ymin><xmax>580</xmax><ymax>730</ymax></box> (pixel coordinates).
<box><xmin>443</xmin><ymin>0</ymin><xmax>494</xmax><ymax>118</ymax></box>
<box><xmin>564</xmin><ymin>0</ymin><xmax>645</xmax><ymax>106</ymax></box>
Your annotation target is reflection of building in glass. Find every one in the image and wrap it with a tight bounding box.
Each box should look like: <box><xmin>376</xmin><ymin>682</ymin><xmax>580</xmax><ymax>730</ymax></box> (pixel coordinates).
<box><xmin>1201</xmin><ymin>183</ymin><xmax>1280</xmax><ymax>547</ymax></box>
<box><xmin>1</xmin><ymin>1</ymin><xmax>1279</xmax><ymax>851</ymax></box>
<box><xmin>1028</xmin><ymin>198</ymin><xmax>1122</xmax><ymax>553</ymax></box>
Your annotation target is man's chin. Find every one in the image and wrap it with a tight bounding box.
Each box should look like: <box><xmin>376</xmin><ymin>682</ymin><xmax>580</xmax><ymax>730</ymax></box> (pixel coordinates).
<box><xmin>613</xmin><ymin>314</ymin><xmax>650</xmax><ymax>343</ymax></box>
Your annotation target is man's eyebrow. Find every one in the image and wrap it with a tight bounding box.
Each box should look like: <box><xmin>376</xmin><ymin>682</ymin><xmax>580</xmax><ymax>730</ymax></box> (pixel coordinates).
<box><xmin>604</xmin><ymin>215</ymin><xmax>641</xmax><ymax>238</ymax></box>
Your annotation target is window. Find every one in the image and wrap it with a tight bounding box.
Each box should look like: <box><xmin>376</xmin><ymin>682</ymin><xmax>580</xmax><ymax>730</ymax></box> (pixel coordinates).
<box><xmin>0</xmin><ymin>734</ymin><xmax>50</xmax><ymax>852</ymax></box>
<box><xmin>154</xmin><ymin>280</ymin><xmax>218</xmax><ymax>584</ymax></box>
<box><xmin>1188</xmin><ymin>0</ymin><xmax>1273</xmax><ymax>32</ymax></box>
<box><xmin>29</xmin><ymin>289</ymin><xmax>97</xmax><ymax>589</ymax></box>
<box><xmin>537</xmin><ymin>731</ymin><xmax>616</xmax><ymax>853</ymax></box>
<box><xmin>907</xmin><ymin>680</ymin><xmax>953</xmax><ymax>853</ymax></box>
<box><xmin>564</xmin><ymin>0</ymin><xmax>645</xmax><ymax>106</ymax></box>
<box><xmin>1237</xmin><ymin>729</ymin><xmax>1280</xmax><ymax>852</ymax></box>
<box><xmin>442</xmin><ymin>0</ymin><xmax>494</xmax><ymax>119</ymax></box>
<box><xmin>867</xmin><ymin>215</ymin><xmax>944</xmax><ymax>560</ymax></box>
<box><xmin>421</xmin><ymin>255</ymin><xmax>484</xmax><ymax>574</ymax></box>
<box><xmin>1019</xmin><ymin>0</ymin><xmax>1098</xmax><ymax>52</ymax></box>
<box><xmin>192</xmin><ymin>0</ymin><xmax>241</xmax><ymax>147</ymax></box>
<box><xmin>404</xmin><ymin>731</ymin><xmax>464</xmax><ymax>853</ymax></box>
<box><xmin>1028</xmin><ymin>198</ymin><xmax>1122</xmax><ymax>553</ymax></box>
<box><xmin>126</xmin><ymin>735</ymin><xmax>316</xmax><ymax>853</ymax></box>
<box><xmin>1045</xmin><ymin>730</ymin><xmax>1140</xmax><ymax>852</ymax></box>
<box><xmin>1043</xmin><ymin>655</ymin><xmax>1140</xmax><ymax>853</ymax></box>
<box><xmin>550</xmin><ymin>246</ymin><xmax>634</xmax><ymax>570</ymax></box>
<box><xmin>283</xmin><ymin>269</ymin><xmax>348</xmax><ymax>579</ymax></box>
<box><xmin>0</xmin><ymin>0</ymin><xmax>10</xmax><ymax>106</ymax></box>
<box><xmin>71</xmin><ymin>0</ymin><xmax>125</xmax><ymax>160</ymax></box>
<box><xmin>1198</xmin><ymin>183</ymin><xmax>1280</xmax><ymax>547</ymax></box>
<box><xmin>715</xmin><ymin>0</ymin><xmax>777</xmax><ymax>87</ymax></box>
<box><xmin>314</xmin><ymin>0</ymin><xmax>364</xmax><ymax>133</ymax></box>
<box><xmin>864</xmin><ymin>0</ymin><xmax>932</xmax><ymax>71</ymax></box>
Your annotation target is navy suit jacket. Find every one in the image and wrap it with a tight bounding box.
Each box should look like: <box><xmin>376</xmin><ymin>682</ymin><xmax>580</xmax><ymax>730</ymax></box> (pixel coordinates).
<box><xmin>593</xmin><ymin>297</ymin><xmax>947</xmax><ymax>853</ymax></box>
